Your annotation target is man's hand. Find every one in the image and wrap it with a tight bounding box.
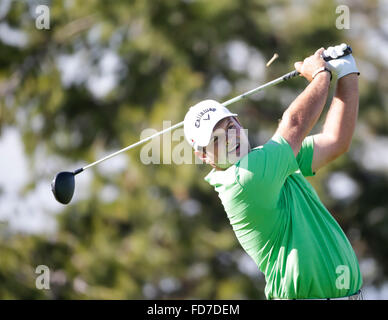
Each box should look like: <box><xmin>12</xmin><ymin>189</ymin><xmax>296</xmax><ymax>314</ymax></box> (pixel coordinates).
<box><xmin>324</xmin><ymin>44</ymin><xmax>360</xmax><ymax>79</ymax></box>
<box><xmin>294</xmin><ymin>48</ymin><xmax>328</xmax><ymax>82</ymax></box>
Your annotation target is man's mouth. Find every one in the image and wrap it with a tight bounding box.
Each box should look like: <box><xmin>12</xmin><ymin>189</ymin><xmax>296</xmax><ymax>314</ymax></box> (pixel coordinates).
<box><xmin>228</xmin><ymin>143</ymin><xmax>240</xmax><ymax>153</ymax></box>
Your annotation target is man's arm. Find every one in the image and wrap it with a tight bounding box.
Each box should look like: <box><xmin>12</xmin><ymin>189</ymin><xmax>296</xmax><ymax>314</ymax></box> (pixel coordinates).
<box><xmin>275</xmin><ymin>48</ymin><xmax>331</xmax><ymax>156</ymax></box>
<box><xmin>311</xmin><ymin>74</ymin><xmax>359</xmax><ymax>172</ymax></box>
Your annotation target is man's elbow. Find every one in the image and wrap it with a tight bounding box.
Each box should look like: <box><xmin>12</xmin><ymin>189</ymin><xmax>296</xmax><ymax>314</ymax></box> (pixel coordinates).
<box><xmin>322</xmin><ymin>133</ymin><xmax>352</xmax><ymax>160</ymax></box>
<box><xmin>333</xmin><ymin>139</ymin><xmax>352</xmax><ymax>158</ymax></box>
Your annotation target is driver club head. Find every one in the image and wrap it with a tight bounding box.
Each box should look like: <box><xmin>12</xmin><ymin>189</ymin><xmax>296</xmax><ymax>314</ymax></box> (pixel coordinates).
<box><xmin>51</xmin><ymin>171</ymin><xmax>75</xmax><ymax>205</ymax></box>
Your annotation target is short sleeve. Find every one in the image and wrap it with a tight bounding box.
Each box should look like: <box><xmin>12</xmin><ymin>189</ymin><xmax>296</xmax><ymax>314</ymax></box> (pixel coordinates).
<box><xmin>235</xmin><ymin>133</ymin><xmax>299</xmax><ymax>208</ymax></box>
<box><xmin>296</xmin><ymin>136</ymin><xmax>315</xmax><ymax>177</ymax></box>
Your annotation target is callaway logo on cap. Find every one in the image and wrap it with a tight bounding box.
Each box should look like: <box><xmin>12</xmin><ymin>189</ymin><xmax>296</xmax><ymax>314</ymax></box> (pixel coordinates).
<box><xmin>194</xmin><ymin>107</ymin><xmax>217</xmax><ymax>128</ymax></box>
<box><xmin>183</xmin><ymin>100</ymin><xmax>237</xmax><ymax>150</ymax></box>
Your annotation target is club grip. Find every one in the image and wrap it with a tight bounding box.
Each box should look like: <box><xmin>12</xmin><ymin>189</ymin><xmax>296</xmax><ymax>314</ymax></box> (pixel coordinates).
<box><xmin>322</xmin><ymin>45</ymin><xmax>352</xmax><ymax>61</ymax></box>
<box><xmin>282</xmin><ymin>70</ymin><xmax>300</xmax><ymax>81</ymax></box>
<box><xmin>281</xmin><ymin>46</ymin><xmax>352</xmax><ymax>83</ymax></box>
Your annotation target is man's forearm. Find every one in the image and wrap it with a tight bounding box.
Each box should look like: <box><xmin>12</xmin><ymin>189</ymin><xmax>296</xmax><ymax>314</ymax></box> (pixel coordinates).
<box><xmin>321</xmin><ymin>74</ymin><xmax>359</xmax><ymax>152</ymax></box>
<box><xmin>277</xmin><ymin>72</ymin><xmax>331</xmax><ymax>155</ymax></box>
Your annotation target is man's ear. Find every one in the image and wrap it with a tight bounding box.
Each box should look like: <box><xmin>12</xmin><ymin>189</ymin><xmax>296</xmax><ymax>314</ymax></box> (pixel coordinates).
<box><xmin>233</xmin><ymin>116</ymin><xmax>242</xmax><ymax>126</ymax></box>
<box><xmin>194</xmin><ymin>150</ymin><xmax>208</xmax><ymax>163</ymax></box>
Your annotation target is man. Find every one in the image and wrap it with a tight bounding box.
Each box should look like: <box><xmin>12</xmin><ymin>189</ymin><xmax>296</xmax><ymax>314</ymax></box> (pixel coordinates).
<box><xmin>183</xmin><ymin>45</ymin><xmax>362</xmax><ymax>299</ymax></box>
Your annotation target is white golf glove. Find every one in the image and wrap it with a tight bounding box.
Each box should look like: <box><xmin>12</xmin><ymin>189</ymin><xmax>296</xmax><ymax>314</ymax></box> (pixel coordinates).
<box><xmin>324</xmin><ymin>43</ymin><xmax>360</xmax><ymax>79</ymax></box>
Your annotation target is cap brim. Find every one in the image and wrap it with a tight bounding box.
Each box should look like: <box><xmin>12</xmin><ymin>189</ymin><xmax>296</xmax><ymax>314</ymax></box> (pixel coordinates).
<box><xmin>196</xmin><ymin>113</ymin><xmax>238</xmax><ymax>148</ymax></box>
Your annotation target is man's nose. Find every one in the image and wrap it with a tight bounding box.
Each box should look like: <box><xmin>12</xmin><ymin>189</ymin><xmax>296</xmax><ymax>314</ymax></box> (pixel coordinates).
<box><xmin>226</xmin><ymin>128</ymin><xmax>238</xmax><ymax>144</ymax></box>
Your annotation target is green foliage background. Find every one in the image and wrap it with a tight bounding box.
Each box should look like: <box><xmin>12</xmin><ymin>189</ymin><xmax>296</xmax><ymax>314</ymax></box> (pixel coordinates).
<box><xmin>0</xmin><ymin>0</ymin><xmax>387</xmax><ymax>299</ymax></box>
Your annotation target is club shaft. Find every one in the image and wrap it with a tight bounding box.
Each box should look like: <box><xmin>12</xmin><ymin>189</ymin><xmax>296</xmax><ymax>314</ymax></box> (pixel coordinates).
<box><xmin>81</xmin><ymin>121</ymin><xmax>185</xmax><ymax>171</ymax></box>
<box><xmin>79</xmin><ymin>70</ymin><xmax>300</xmax><ymax>172</ymax></box>
<box><xmin>222</xmin><ymin>71</ymin><xmax>298</xmax><ymax>107</ymax></box>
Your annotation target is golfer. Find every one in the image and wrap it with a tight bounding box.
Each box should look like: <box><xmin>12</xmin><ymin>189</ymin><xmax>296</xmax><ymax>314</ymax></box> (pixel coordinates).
<box><xmin>184</xmin><ymin>44</ymin><xmax>362</xmax><ymax>300</ymax></box>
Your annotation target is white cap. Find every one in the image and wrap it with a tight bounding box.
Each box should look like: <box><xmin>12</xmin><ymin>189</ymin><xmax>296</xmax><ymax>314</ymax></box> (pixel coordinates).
<box><xmin>183</xmin><ymin>99</ymin><xmax>237</xmax><ymax>150</ymax></box>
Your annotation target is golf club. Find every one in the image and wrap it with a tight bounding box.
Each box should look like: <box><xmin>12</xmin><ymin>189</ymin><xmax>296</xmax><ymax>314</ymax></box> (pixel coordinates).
<box><xmin>51</xmin><ymin>45</ymin><xmax>352</xmax><ymax>204</ymax></box>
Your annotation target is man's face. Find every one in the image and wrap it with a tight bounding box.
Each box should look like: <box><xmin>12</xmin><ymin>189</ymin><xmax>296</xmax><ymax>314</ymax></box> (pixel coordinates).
<box><xmin>196</xmin><ymin>117</ymin><xmax>251</xmax><ymax>170</ymax></box>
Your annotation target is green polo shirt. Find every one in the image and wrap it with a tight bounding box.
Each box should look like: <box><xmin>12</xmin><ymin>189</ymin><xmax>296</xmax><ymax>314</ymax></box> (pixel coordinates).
<box><xmin>205</xmin><ymin>134</ymin><xmax>362</xmax><ymax>299</ymax></box>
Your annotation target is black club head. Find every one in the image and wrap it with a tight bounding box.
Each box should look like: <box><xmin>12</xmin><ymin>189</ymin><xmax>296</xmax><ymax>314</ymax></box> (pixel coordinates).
<box><xmin>51</xmin><ymin>171</ymin><xmax>75</xmax><ymax>205</ymax></box>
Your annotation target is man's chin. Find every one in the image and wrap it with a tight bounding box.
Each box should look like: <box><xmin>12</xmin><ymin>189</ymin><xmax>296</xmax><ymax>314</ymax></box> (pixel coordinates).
<box><xmin>215</xmin><ymin>162</ymin><xmax>234</xmax><ymax>170</ymax></box>
<box><xmin>215</xmin><ymin>144</ymin><xmax>251</xmax><ymax>170</ymax></box>
<box><xmin>216</xmin><ymin>155</ymin><xmax>243</xmax><ymax>170</ymax></box>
